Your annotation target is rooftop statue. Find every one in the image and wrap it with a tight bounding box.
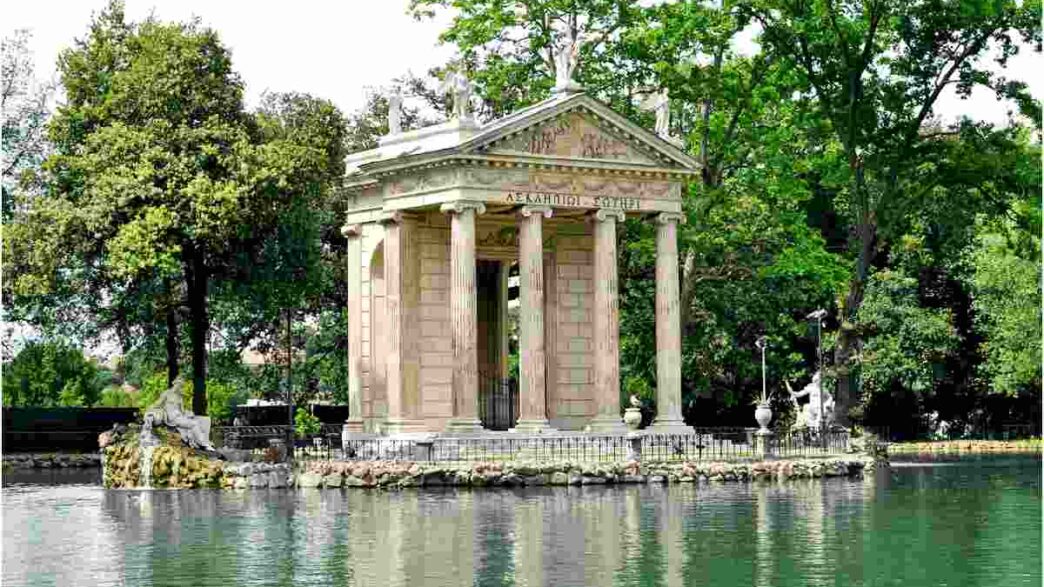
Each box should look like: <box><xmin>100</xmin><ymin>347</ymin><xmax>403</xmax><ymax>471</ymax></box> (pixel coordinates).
<box><xmin>552</xmin><ymin>27</ymin><xmax>583</xmax><ymax>94</ymax></box>
<box><xmin>440</xmin><ymin>71</ymin><xmax>473</xmax><ymax>121</ymax></box>
<box><xmin>640</xmin><ymin>89</ymin><xmax>674</xmax><ymax>141</ymax></box>
<box><xmin>387</xmin><ymin>87</ymin><xmax>403</xmax><ymax>134</ymax></box>
<box><xmin>141</xmin><ymin>377</ymin><xmax>216</xmax><ymax>452</ymax></box>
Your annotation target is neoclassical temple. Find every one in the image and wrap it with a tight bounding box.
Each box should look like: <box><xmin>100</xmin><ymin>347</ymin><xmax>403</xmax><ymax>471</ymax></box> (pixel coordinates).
<box><xmin>341</xmin><ymin>84</ymin><xmax>698</xmax><ymax>435</ymax></box>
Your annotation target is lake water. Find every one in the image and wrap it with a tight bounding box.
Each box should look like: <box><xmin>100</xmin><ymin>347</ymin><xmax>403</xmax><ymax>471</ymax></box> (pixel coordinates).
<box><xmin>3</xmin><ymin>454</ymin><xmax>1040</xmax><ymax>586</ymax></box>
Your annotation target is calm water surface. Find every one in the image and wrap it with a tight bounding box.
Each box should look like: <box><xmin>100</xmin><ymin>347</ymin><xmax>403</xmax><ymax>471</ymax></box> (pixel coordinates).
<box><xmin>3</xmin><ymin>454</ymin><xmax>1040</xmax><ymax>586</ymax></box>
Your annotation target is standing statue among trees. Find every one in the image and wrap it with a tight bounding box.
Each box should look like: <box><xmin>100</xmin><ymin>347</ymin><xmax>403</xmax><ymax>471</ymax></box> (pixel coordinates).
<box><xmin>786</xmin><ymin>371</ymin><xmax>834</xmax><ymax>431</ymax></box>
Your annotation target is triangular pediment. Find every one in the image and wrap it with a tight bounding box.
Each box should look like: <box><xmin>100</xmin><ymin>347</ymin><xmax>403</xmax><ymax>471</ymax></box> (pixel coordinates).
<box><xmin>483</xmin><ymin>112</ymin><xmax>659</xmax><ymax>165</ymax></box>
<box><xmin>460</xmin><ymin>93</ymin><xmax>699</xmax><ymax>171</ymax></box>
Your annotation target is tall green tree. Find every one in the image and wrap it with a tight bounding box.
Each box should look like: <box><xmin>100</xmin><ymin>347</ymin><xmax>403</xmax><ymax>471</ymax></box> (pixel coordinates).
<box><xmin>4</xmin><ymin>3</ymin><xmax>346</xmax><ymax>415</ymax></box>
<box><xmin>747</xmin><ymin>0</ymin><xmax>1041</xmax><ymax>423</ymax></box>
<box><xmin>2</xmin><ymin>340</ymin><xmax>104</xmax><ymax>407</ymax></box>
<box><xmin>2</xmin><ymin>29</ymin><xmax>53</xmax><ymax>221</ymax></box>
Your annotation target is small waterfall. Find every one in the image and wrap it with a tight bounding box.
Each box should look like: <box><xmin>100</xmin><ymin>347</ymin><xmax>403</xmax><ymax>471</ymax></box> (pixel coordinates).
<box><xmin>140</xmin><ymin>445</ymin><xmax>156</xmax><ymax>489</ymax></box>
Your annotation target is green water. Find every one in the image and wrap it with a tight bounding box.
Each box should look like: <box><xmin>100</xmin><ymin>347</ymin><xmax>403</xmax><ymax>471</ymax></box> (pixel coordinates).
<box><xmin>2</xmin><ymin>454</ymin><xmax>1040</xmax><ymax>586</ymax></box>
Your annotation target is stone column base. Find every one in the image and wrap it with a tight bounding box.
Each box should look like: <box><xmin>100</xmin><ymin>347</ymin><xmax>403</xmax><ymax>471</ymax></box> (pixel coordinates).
<box><xmin>343</xmin><ymin>418</ymin><xmax>365</xmax><ymax>434</ymax></box>
<box><xmin>444</xmin><ymin>418</ymin><xmax>485</xmax><ymax>433</ymax></box>
<box><xmin>511</xmin><ymin>419</ymin><xmax>556</xmax><ymax>434</ymax></box>
<box><xmin>649</xmin><ymin>417</ymin><xmax>693</xmax><ymax>435</ymax></box>
<box><xmin>383</xmin><ymin>419</ymin><xmax>429</xmax><ymax>434</ymax></box>
<box><xmin>587</xmin><ymin>415</ymin><xmax>628</xmax><ymax>434</ymax></box>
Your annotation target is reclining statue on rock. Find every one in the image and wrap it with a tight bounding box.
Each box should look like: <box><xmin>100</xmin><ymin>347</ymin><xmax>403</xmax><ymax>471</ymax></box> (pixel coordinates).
<box><xmin>142</xmin><ymin>378</ymin><xmax>216</xmax><ymax>451</ymax></box>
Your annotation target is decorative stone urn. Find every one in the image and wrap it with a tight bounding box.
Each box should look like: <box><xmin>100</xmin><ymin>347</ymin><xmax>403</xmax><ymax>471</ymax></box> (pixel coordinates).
<box><xmin>623</xmin><ymin>407</ymin><xmax>643</xmax><ymax>431</ymax></box>
<box><xmin>754</xmin><ymin>401</ymin><xmax>773</xmax><ymax>434</ymax></box>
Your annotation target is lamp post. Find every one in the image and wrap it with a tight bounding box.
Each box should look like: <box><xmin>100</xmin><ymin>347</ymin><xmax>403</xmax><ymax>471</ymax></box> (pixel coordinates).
<box><xmin>286</xmin><ymin>307</ymin><xmax>294</xmax><ymax>461</ymax></box>
<box><xmin>806</xmin><ymin>309</ymin><xmax>827</xmax><ymax>447</ymax></box>
<box><xmin>754</xmin><ymin>336</ymin><xmax>772</xmax><ymax>435</ymax></box>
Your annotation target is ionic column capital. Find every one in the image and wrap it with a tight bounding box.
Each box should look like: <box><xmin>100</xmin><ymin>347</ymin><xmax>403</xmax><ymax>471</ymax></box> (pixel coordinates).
<box><xmin>340</xmin><ymin>223</ymin><xmax>362</xmax><ymax>238</ymax></box>
<box><xmin>589</xmin><ymin>209</ymin><xmax>626</xmax><ymax>223</ymax></box>
<box><xmin>440</xmin><ymin>200</ymin><xmax>486</xmax><ymax>215</ymax></box>
<box><xmin>379</xmin><ymin>211</ymin><xmax>404</xmax><ymax>225</ymax></box>
<box><xmin>519</xmin><ymin>205</ymin><xmax>553</xmax><ymax>219</ymax></box>
<box><xmin>655</xmin><ymin>211</ymin><xmax>686</xmax><ymax>226</ymax></box>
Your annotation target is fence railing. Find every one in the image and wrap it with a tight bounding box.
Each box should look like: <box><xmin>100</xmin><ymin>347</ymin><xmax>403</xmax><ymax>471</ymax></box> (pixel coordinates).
<box><xmin>341</xmin><ymin>428</ymin><xmax>851</xmax><ymax>464</ymax></box>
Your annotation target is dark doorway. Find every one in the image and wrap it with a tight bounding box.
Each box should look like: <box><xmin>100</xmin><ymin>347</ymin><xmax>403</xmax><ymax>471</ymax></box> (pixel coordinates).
<box><xmin>476</xmin><ymin>259</ymin><xmax>519</xmax><ymax>430</ymax></box>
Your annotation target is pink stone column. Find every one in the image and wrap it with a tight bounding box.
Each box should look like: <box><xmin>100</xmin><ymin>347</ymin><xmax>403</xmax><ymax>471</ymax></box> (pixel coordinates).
<box><xmin>342</xmin><ymin>223</ymin><xmax>365</xmax><ymax>433</ymax></box>
<box><xmin>441</xmin><ymin>201</ymin><xmax>486</xmax><ymax>433</ymax></box>
<box><xmin>513</xmin><ymin>205</ymin><xmax>554</xmax><ymax>433</ymax></box>
<box><xmin>651</xmin><ymin>211</ymin><xmax>690</xmax><ymax>433</ymax></box>
<box><xmin>382</xmin><ymin>212</ymin><xmax>424</xmax><ymax>433</ymax></box>
<box><xmin>588</xmin><ymin>209</ymin><xmax>627</xmax><ymax>433</ymax></box>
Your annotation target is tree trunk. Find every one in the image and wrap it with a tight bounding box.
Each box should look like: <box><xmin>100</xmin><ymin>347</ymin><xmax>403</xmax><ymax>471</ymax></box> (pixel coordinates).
<box><xmin>185</xmin><ymin>245</ymin><xmax>209</xmax><ymax>416</ymax></box>
<box><xmin>833</xmin><ymin>162</ymin><xmax>876</xmax><ymax>427</ymax></box>
<box><xmin>165</xmin><ymin>303</ymin><xmax>179</xmax><ymax>387</ymax></box>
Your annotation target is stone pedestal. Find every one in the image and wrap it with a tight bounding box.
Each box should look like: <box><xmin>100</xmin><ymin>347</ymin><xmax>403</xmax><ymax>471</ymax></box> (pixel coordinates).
<box><xmin>588</xmin><ymin>209</ymin><xmax>628</xmax><ymax>433</ymax></box>
<box><xmin>650</xmin><ymin>212</ymin><xmax>691</xmax><ymax>434</ymax></box>
<box><xmin>513</xmin><ymin>205</ymin><xmax>555</xmax><ymax>433</ymax></box>
<box><xmin>442</xmin><ymin>201</ymin><xmax>486</xmax><ymax>433</ymax></box>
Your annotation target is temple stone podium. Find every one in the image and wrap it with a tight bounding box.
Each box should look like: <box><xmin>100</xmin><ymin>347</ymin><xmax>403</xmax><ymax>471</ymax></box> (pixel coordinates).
<box><xmin>341</xmin><ymin>88</ymin><xmax>698</xmax><ymax>435</ymax></box>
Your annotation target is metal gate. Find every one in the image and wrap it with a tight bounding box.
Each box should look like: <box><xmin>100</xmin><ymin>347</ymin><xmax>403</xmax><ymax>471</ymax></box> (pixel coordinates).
<box><xmin>478</xmin><ymin>371</ymin><xmax>518</xmax><ymax>430</ymax></box>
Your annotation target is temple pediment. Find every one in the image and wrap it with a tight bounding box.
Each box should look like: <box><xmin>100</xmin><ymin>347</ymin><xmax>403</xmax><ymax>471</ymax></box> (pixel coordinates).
<box><xmin>480</xmin><ymin>112</ymin><xmax>660</xmax><ymax>166</ymax></box>
<box><xmin>343</xmin><ymin>91</ymin><xmax>698</xmax><ymax>222</ymax></box>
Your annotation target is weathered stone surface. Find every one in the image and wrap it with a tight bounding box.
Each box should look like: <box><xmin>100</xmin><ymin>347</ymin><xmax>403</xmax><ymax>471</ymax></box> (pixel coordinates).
<box><xmin>233</xmin><ymin>476</ymin><xmax>249</xmax><ymax>489</ymax></box>
<box><xmin>648</xmin><ymin>475</ymin><xmax>667</xmax><ymax>484</ymax></box>
<box><xmin>580</xmin><ymin>475</ymin><xmax>606</xmax><ymax>485</ymax></box>
<box><xmin>297</xmin><ymin>472</ymin><xmax>323</xmax><ymax>488</ymax></box>
<box><xmin>549</xmin><ymin>471</ymin><xmax>570</xmax><ymax>485</ymax></box>
<box><xmin>324</xmin><ymin>474</ymin><xmax>344</xmax><ymax>488</ymax></box>
<box><xmin>269</xmin><ymin>471</ymin><xmax>289</xmax><ymax>488</ymax></box>
<box><xmin>345</xmin><ymin>475</ymin><xmax>367</xmax><ymax>487</ymax></box>
<box><xmin>249</xmin><ymin>474</ymin><xmax>268</xmax><ymax>488</ymax></box>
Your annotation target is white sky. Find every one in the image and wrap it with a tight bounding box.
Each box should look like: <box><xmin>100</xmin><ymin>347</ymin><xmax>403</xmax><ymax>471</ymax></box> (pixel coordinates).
<box><xmin>5</xmin><ymin>0</ymin><xmax>456</xmax><ymax>115</ymax></box>
<box><xmin>5</xmin><ymin>0</ymin><xmax>1041</xmax><ymax>124</ymax></box>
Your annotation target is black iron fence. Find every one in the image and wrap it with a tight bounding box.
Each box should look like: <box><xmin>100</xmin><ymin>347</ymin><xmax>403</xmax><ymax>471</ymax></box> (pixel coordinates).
<box><xmin>478</xmin><ymin>373</ymin><xmax>518</xmax><ymax>431</ymax></box>
<box><xmin>340</xmin><ymin>428</ymin><xmax>851</xmax><ymax>464</ymax></box>
<box><xmin>212</xmin><ymin>424</ymin><xmax>342</xmax><ymax>456</ymax></box>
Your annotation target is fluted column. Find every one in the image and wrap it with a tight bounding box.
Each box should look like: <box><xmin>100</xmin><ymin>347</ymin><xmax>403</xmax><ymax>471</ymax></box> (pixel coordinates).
<box><xmin>651</xmin><ymin>211</ymin><xmax>690</xmax><ymax>433</ymax></box>
<box><xmin>588</xmin><ymin>209</ymin><xmax>627</xmax><ymax>432</ymax></box>
<box><xmin>342</xmin><ymin>224</ymin><xmax>365</xmax><ymax>433</ymax></box>
<box><xmin>383</xmin><ymin>212</ymin><xmax>424</xmax><ymax>434</ymax></box>
<box><xmin>513</xmin><ymin>205</ymin><xmax>554</xmax><ymax>432</ymax></box>
<box><xmin>442</xmin><ymin>201</ymin><xmax>486</xmax><ymax>433</ymax></box>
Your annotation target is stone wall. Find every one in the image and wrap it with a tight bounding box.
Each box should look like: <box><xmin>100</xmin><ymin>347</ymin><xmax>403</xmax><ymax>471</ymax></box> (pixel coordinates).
<box><xmin>3</xmin><ymin>452</ymin><xmax>101</xmax><ymax>469</ymax></box>
<box><xmin>550</xmin><ymin>231</ymin><xmax>595</xmax><ymax>430</ymax></box>
<box><xmin>417</xmin><ymin>222</ymin><xmax>454</xmax><ymax>429</ymax></box>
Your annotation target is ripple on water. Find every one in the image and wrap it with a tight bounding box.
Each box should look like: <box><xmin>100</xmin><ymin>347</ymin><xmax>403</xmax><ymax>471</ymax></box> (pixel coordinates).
<box><xmin>2</xmin><ymin>455</ymin><xmax>1040</xmax><ymax>587</ymax></box>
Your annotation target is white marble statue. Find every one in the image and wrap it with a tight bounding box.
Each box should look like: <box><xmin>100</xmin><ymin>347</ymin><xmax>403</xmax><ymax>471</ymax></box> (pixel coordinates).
<box><xmin>639</xmin><ymin>89</ymin><xmax>671</xmax><ymax>139</ymax></box>
<box><xmin>785</xmin><ymin>371</ymin><xmax>834</xmax><ymax>430</ymax></box>
<box><xmin>387</xmin><ymin>88</ymin><xmax>403</xmax><ymax>134</ymax></box>
<box><xmin>440</xmin><ymin>71</ymin><xmax>473</xmax><ymax>120</ymax></box>
<box><xmin>143</xmin><ymin>378</ymin><xmax>216</xmax><ymax>451</ymax></box>
<box><xmin>653</xmin><ymin>90</ymin><xmax>670</xmax><ymax>138</ymax></box>
<box><xmin>552</xmin><ymin>27</ymin><xmax>583</xmax><ymax>93</ymax></box>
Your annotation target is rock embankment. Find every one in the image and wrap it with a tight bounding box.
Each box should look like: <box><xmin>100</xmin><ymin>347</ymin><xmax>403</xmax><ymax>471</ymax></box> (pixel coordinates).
<box><xmin>292</xmin><ymin>457</ymin><xmax>875</xmax><ymax>489</ymax></box>
<box><xmin>3</xmin><ymin>453</ymin><xmax>101</xmax><ymax>469</ymax></box>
